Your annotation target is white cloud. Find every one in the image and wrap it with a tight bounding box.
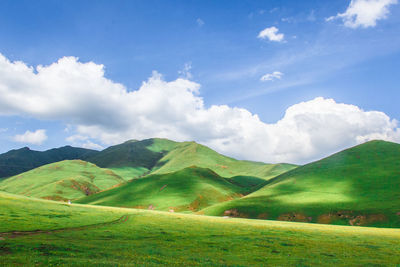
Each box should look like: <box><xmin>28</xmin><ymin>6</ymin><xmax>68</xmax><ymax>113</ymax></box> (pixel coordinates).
<box><xmin>260</xmin><ymin>71</ymin><xmax>283</xmax><ymax>81</ymax></box>
<box><xmin>178</xmin><ymin>62</ymin><xmax>193</xmax><ymax>79</ymax></box>
<box><xmin>81</xmin><ymin>141</ymin><xmax>103</xmax><ymax>150</ymax></box>
<box><xmin>13</xmin><ymin>129</ymin><xmax>47</xmax><ymax>145</ymax></box>
<box><xmin>196</xmin><ymin>18</ymin><xmax>204</xmax><ymax>27</ymax></box>
<box><xmin>257</xmin><ymin>26</ymin><xmax>285</xmax><ymax>42</ymax></box>
<box><xmin>327</xmin><ymin>0</ymin><xmax>398</xmax><ymax>28</ymax></box>
<box><xmin>0</xmin><ymin>54</ymin><xmax>399</xmax><ymax>164</ymax></box>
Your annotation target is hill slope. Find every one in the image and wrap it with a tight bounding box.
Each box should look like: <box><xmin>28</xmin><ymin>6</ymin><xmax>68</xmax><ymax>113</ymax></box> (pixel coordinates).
<box><xmin>151</xmin><ymin>141</ymin><xmax>297</xmax><ymax>180</ymax></box>
<box><xmin>1</xmin><ymin>191</ymin><xmax>400</xmax><ymax>266</ymax></box>
<box><xmin>85</xmin><ymin>138</ymin><xmax>179</xmax><ymax>179</ymax></box>
<box><xmin>203</xmin><ymin>140</ymin><xmax>400</xmax><ymax>227</ymax></box>
<box><xmin>78</xmin><ymin>166</ymin><xmax>245</xmax><ymax>211</ymax></box>
<box><xmin>0</xmin><ymin>160</ymin><xmax>124</xmax><ymax>201</ymax></box>
<box><xmin>0</xmin><ymin>146</ymin><xmax>98</xmax><ymax>178</ymax></box>
<box><xmin>85</xmin><ymin>138</ymin><xmax>296</xmax><ymax>181</ymax></box>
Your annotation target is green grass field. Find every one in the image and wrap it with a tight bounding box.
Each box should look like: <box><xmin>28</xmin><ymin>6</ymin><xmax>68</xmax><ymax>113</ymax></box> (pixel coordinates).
<box><xmin>0</xmin><ymin>160</ymin><xmax>125</xmax><ymax>201</ymax></box>
<box><xmin>1</xmin><ymin>191</ymin><xmax>400</xmax><ymax>266</ymax></box>
<box><xmin>77</xmin><ymin>166</ymin><xmax>246</xmax><ymax>212</ymax></box>
<box><xmin>203</xmin><ymin>141</ymin><xmax>400</xmax><ymax>227</ymax></box>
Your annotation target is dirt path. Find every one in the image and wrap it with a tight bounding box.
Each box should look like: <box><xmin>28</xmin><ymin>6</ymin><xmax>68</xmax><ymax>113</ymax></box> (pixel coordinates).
<box><xmin>0</xmin><ymin>215</ymin><xmax>130</xmax><ymax>239</ymax></box>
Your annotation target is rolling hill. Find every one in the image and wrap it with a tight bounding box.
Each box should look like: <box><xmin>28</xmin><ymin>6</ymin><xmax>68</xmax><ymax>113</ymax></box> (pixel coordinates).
<box><xmin>85</xmin><ymin>138</ymin><xmax>296</xmax><ymax>181</ymax></box>
<box><xmin>202</xmin><ymin>140</ymin><xmax>400</xmax><ymax>227</ymax></box>
<box><xmin>1</xmin><ymin>190</ymin><xmax>400</xmax><ymax>266</ymax></box>
<box><xmin>77</xmin><ymin>166</ymin><xmax>246</xmax><ymax>211</ymax></box>
<box><xmin>0</xmin><ymin>160</ymin><xmax>124</xmax><ymax>201</ymax></box>
<box><xmin>0</xmin><ymin>145</ymin><xmax>98</xmax><ymax>178</ymax></box>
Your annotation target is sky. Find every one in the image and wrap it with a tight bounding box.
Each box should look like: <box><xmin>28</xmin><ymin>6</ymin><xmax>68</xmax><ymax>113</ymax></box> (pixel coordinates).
<box><xmin>0</xmin><ymin>0</ymin><xmax>399</xmax><ymax>164</ymax></box>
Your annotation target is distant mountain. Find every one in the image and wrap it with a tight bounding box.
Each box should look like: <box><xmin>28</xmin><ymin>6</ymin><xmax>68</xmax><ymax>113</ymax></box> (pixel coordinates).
<box><xmin>77</xmin><ymin>166</ymin><xmax>245</xmax><ymax>212</ymax></box>
<box><xmin>85</xmin><ymin>138</ymin><xmax>297</xmax><ymax>181</ymax></box>
<box><xmin>0</xmin><ymin>160</ymin><xmax>124</xmax><ymax>201</ymax></box>
<box><xmin>0</xmin><ymin>146</ymin><xmax>99</xmax><ymax>178</ymax></box>
<box><xmin>202</xmin><ymin>140</ymin><xmax>400</xmax><ymax>228</ymax></box>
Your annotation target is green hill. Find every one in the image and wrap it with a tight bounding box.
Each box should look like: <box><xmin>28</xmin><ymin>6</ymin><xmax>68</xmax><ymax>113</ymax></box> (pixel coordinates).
<box><xmin>77</xmin><ymin>166</ymin><xmax>245</xmax><ymax>211</ymax></box>
<box><xmin>0</xmin><ymin>146</ymin><xmax>98</xmax><ymax>178</ymax></box>
<box><xmin>1</xmin><ymin>191</ymin><xmax>400</xmax><ymax>266</ymax></box>
<box><xmin>85</xmin><ymin>138</ymin><xmax>179</xmax><ymax>179</ymax></box>
<box><xmin>0</xmin><ymin>160</ymin><xmax>124</xmax><ymax>201</ymax></box>
<box><xmin>151</xmin><ymin>141</ymin><xmax>297</xmax><ymax>180</ymax></box>
<box><xmin>202</xmin><ymin>140</ymin><xmax>400</xmax><ymax>227</ymax></box>
<box><xmin>84</xmin><ymin>138</ymin><xmax>296</xmax><ymax>181</ymax></box>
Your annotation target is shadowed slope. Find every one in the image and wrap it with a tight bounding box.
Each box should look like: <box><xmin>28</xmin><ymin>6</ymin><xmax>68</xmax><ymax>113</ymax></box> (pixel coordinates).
<box><xmin>0</xmin><ymin>146</ymin><xmax>98</xmax><ymax>178</ymax></box>
<box><xmin>77</xmin><ymin>166</ymin><xmax>244</xmax><ymax>211</ymax></box>
<box><xmin>203</xmin><ymin>140</ymin><xmax>400</xmax><ymax>227</ymax></box>
<box><xmin>0</xmin><ymin>160</ymin><xmax>124</xmax><ymax>201</ymax></box>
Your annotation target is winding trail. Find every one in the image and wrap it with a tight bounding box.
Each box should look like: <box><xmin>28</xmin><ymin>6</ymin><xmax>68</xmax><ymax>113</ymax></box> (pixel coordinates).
<box><xmin>0</xmin><ymin>215</ymin><xmax>130</xmax><ymax>239</ymax></box>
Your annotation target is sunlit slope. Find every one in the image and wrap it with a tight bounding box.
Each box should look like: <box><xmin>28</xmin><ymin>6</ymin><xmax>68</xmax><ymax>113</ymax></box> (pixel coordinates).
<box><xmin>86</xmin><ymin>138</ymin><xmax>179</xmax><ymax>179</ymax></box>
<box><xmin>1</xmin><ymin>191</ymin><xmax>400</xmax><ymax>266</ymax></box>
<box><xmin>151</xmin><ymin>141</ymin><xmax>297</xmax><ymax>179</ymax></box>
<box><xmin>0</xmin><ymin>145</ymin><xmax>98</xmax><ymax>178</ymax></box>
<box><xmin>203</xmin><ymin>140</ymin><xmax>400</xmax><ymax>227</ymax></box>
<box><xmin>78</xmin><ymin>166</ymin><xmax>244</xmax><ymax>211</ymax></box>
<box><xmin>0</xmin><ymin>160</ymin><xmax>124</xmax><ymax>201</ymax></box>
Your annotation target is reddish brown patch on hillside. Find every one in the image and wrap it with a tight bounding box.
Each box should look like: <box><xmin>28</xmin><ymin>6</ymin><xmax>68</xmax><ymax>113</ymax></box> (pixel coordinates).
<box><xmin>257</xmin><ymin>213</ymin><xmax>268</xmax><ymax>219</ymax></box>
<box><xmin>216</xmin><ymin>164</ymin><xmax>228</xmax><ymax>169</ymax></box>
<box><xmin>41</xmin><ymin>196</ymin><xmax>69</xmax><ymax>202</ymax></box>
<box><xmin>317</xmin><ymin>211</ymin><xmax>386</xmax><ymax>226</ymax></box>
<box><xmin>223</xmin><ymin>209</ymin><xmax>249</xmax><ymax>218</ymax></box>
<box><xmin>278</xmin><ymin>213</ymin><xmax>311</xmax><ymax>222</ymax></box>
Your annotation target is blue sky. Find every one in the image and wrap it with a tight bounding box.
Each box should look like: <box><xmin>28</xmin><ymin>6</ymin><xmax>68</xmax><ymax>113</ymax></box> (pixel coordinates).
<box><xmin>0</xmin><ymin>0</ymin><xmax>399</xmax><ymax>164</ymax></box>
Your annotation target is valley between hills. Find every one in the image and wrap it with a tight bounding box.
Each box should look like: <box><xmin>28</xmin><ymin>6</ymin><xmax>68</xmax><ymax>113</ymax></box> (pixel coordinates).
<box><xmin>0</xmin><ymin>138</ymin><xmax>399</xmax><ymax>266</ymax></box>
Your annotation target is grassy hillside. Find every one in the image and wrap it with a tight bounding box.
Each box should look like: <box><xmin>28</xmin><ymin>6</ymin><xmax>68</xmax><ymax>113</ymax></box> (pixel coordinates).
<box><xmin>0</xmin><ymin>146</ymin><xmax>98</xmax><ymax>178</ymax></box>
<box><xmin>0</xmin><ymin>160</ymin><xmax>124</xmax><ymax>201</ymax></box>
<box><xmin>151</xmin><ymin>141</ymin><xmax>297</xmax><ymax>179</ymax></box>
<box><xmin>1</xmin><ymin>191</ymin><xmax>400</xmax><ymax>266</ymax></box>
<box><xmin>203</xmin><ymin>140</ymin><xmax>400</xmax><ymax>227</ymax></box>
<box><xmin>78</xmin><ymin>166</ymin><xmax>245</xmax><ymax>211</ymax></box>
<box><xmin>85</xmin><ymin>138</ymin><xmax>178</xmax><ymax>179</ymax></box>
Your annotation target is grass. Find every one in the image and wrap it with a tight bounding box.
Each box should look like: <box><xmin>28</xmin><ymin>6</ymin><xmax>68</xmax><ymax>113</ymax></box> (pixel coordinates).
<box><xmin>1</xmin><ymin>191</ymin><xmax>400</xmax><ymax>266</ymax></box>
<box><xmin>77</xmin><ymin>166</ymin><xmax>245</xmax><ymax>212</ymax></box>
<box><xmin>151</xmin><ymin>141</ymin><xmax>297</xmax><ymax>179</ymax></box>
<box><xmin>0</xmin><ymin>160</ymin><xmax>125</xmax><ymax>201</ymax></box>
<box><xmin>202</xmin><ymin>140</ymin><xmax>400</xmax><ymax>227</ymax></box>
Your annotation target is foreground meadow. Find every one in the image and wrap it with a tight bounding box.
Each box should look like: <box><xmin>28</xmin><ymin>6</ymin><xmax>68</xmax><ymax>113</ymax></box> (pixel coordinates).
<box><xmin>1</xmin><ymin>191</ymin><xmax>399</xmax><ymax>266</ymax></box>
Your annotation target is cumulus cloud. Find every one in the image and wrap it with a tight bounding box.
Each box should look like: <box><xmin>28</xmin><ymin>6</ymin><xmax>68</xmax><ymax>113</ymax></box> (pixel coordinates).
<box><xmin>327</xmin><ymin>0</ymin><xmax>398</xmax><ymax>28</ymax></box>
<box><xmin>257</xmin><ymin>26</ymin><xmax>285</xmax><ymax>42</ymax></box>
<box><xmin>260</xmin><ymin>71</ymin><xmax>283</xmax><ymax>81</ymax></box>
<box><xmin>0</xmin><ymin>53</ymin><xmax>399</xmax><ymax>163</ymax></box>
<box><xmin>13</xmin><ymin>129</ymin><xmax>47</xmax><ymax>145</ymax></box>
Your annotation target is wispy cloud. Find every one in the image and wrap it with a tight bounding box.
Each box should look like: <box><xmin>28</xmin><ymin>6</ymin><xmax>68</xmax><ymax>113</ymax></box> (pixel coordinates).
<box><xmin>260</xmin><ymin>71</ymin><xmax>283</xmax><ymax>81</ymax></box>
<box><xmin>196</xmin><ymin>18</ymin><xmax>204</xmax><ymax>27</ymax></box>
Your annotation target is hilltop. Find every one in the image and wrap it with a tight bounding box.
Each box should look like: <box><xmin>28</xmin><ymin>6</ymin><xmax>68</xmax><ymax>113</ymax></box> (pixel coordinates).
<box><xmin>0</xmin><ymin>160</ymin><xmax>124</xmax><ymax>201</ymax></box>
<box><xmin>202</xmin><ymin>140</ymin><xmax>400</xmax><ymax>227</ymax></box>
